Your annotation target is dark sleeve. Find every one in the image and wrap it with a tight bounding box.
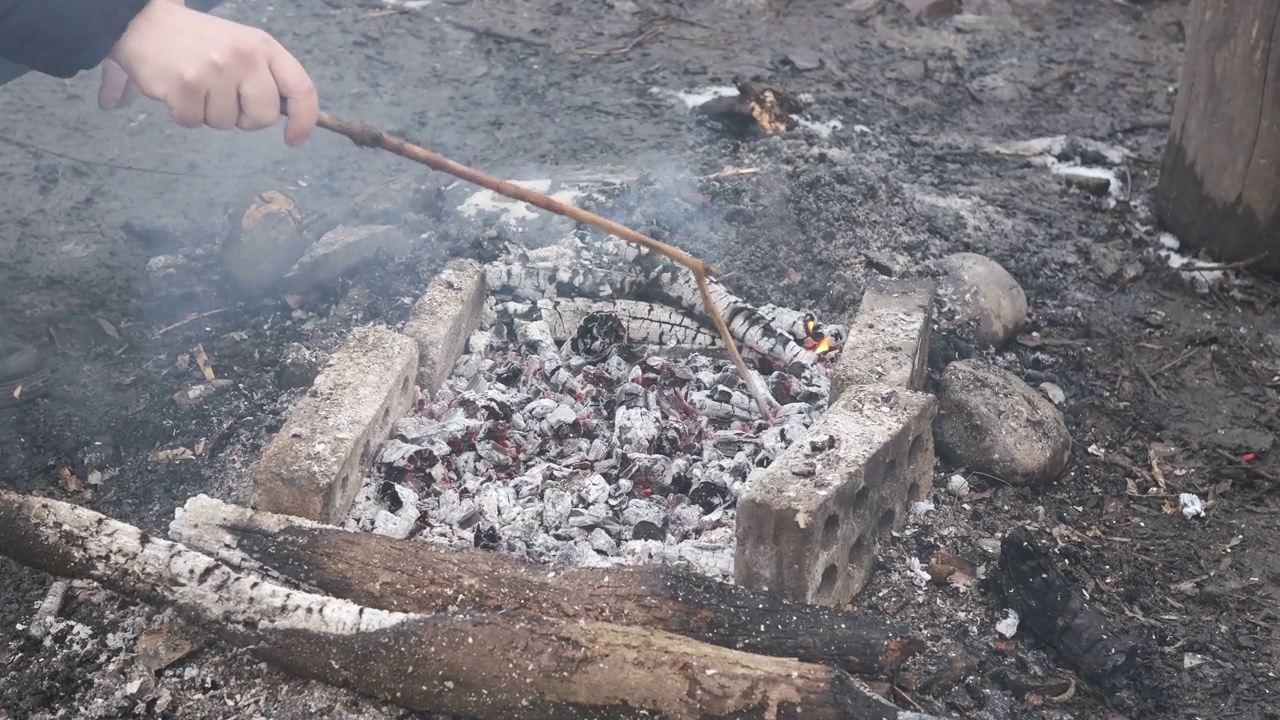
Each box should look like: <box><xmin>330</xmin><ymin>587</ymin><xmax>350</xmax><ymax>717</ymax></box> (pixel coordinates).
<box><xmin>0</xmin><ymin>0</ymin><xmax>155</xmax><ymax>78</ymax></box>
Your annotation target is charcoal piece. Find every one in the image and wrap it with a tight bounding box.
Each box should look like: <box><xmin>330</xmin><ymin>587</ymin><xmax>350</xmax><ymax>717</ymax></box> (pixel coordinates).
<box><xmin>689</xmin><ymin>478</ymin><xmax>728</xmax><ymax>513</ymax></box>
<box><xmin>378</xmin><ymin>481</ymin><xmax>405</xmax><ymax>513</ymax></box>
<box><xmin>473</xmin><ymin>524</ymin><xmax>500</xmax><ymax>550</ymax></box>
<box><xmin>993</xmin><ymin>526</ymin><xmax>1141</xmax><ymax>693</ymax></box>
<box><xmin>588</xmin><ymin>528</ymin><xmax>618</xmax><ymax>556</ymax></box>
<box><xmin>631</xmin><ymin>520</ymin><xmax>665</xmax><ymax>541</ymax></box>
<box><xmin>576</xmin><ymin>474</ymin><xmax>611</xmax><ymax>505</ymax></box>
<box><xmin>572</xmin><ymin>310</ymin><xmax>627</xmax><ymax>362</ymax></box>
<box><xmin>541</xmin><ymin>487</ymin><xmax>573</xmax><ymax>529</ymax></box>
<box><xmin>614</xmin><ymin>406</ymin><xmax>660</xmax><ymax>452</ymax></box>
<box><xmin>621</xmin><ymin>453</ymin><xmax>674</xmax><ymax>494</ymax></box>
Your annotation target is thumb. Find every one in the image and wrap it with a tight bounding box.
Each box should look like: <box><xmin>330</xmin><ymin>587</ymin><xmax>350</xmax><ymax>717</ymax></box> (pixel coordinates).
<box><xmin>98</xmin><ymin>59</ymin><xmax>132</xmax><ymax>110</ymax></box>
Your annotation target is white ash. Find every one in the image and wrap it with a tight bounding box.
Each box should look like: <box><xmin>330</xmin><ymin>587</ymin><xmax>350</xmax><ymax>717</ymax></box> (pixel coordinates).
<box><xmin>350</xmin><ymin>237</ymin><xmax>844</xmax><ymax>581</ymax></box>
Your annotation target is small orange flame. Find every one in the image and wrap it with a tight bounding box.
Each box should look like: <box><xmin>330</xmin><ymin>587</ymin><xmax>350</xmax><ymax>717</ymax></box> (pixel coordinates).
<box><xmin>813</xmin><ymin>336</ymin><xmax>833</xmax><ymax>355</ymax></box>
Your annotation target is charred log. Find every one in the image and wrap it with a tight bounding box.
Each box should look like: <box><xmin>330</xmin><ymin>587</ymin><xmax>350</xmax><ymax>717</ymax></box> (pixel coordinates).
<box><xmin>0</xmin><ymin>489</ymin><xmax>946</xmax><ymax>720</ymax></box>
<box><xmin>992</xmin><ymin>527</ymin><xmax>1141</xmax><ymax>694</ymax></box>
<box><xmin>170</xmin><ymin>494</ymin><xmax>923</xmax><ymax>676</ymax></box>
<box><xmin>485</xmin><ymin>235</ymin><xmax>836</xmax><ymax>374</ymax></box>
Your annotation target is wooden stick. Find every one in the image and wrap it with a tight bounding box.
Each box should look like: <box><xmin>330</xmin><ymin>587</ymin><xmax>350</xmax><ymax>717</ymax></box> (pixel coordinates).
<box><xmin>0</xmin><ymin>489</ymin><xmax>943</xmax><ymax>720</ymax></box>
<box><xmin>306</xmin><ymin>108</ymin><xmax>775</xmax><ymax>420</ymax></box>
<box><xmin>169</xmin><ymin>495</ymin><xmax>922</xmax><ymax>675</ymax></box>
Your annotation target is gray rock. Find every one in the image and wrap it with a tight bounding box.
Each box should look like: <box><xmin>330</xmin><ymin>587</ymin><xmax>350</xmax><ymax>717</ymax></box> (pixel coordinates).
<box><xmin>935</xmin><ymin>359</ymin><xmax>1070</xmax><ymax>486</ymax></box>
<box><xmin>285</xmin><ymin>224</ymin><xmax>414</xmax><ymax>291</ymax></box>
<box><xmin>936</xmin><ymin>252</ymin><xmax>1028</xmax><ymax>348</ymax></box>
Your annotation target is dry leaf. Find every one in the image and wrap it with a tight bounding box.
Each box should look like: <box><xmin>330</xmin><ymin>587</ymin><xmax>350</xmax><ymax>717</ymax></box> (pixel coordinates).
<box><xmin>11</xmin><ymin>384</ymin><xmax>22</xmax><ymax>400</ymax></box>
<box><xmin>150</xmin><ymin>448</ymin><xmax>195</xmax><ymax>463</ymax></box>
<box><xmin>785</xmin><ymin>267</ymin><xmax>802</xmax><ymax>284</ymax></box>
<box><xmin>96</xmin><ymin>317</ymin><xmax>121</xmax><ymax>343</ymax></box>
<box><xmin>136</xmin><ymin>625</ymin><xmax>200</xmax><ymax>673</ymax></box>
<box><xmin>1161</xmin><ymin>500</ymin><xmax>1177</xmax><ymax>515</ymax></box>
<box><xmin>87</xmin><ymin>469</ymin><xmax>103</xmax><ymax>486</ymax></box>
<box><xmin>927</xmin><ymin>550</ymin><xmax>978</xmax><ymax>587</ymax></box>
<box><xmin>1149</xmin><ymin>447</ymin><xmax>1167</xmax><ymax>492</ymax></box>
<box><xmin>284</xmin><ymin>294</ymin><xmax>304</xmax><ymax>310</ymax></box>
<box><xmin>58</xmin><ymin>466</ymin><xmax>82</xmax><ymax>493</ymax></box>
<box><xmin>194</xmin><ymin>344</ymin><xmax>216</xmax><ymax>382</ymax></box>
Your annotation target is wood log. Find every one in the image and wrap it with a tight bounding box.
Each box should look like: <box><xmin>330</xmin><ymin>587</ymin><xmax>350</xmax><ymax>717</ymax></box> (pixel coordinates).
<box><xmin>169</xmin><ymin>494</ymin><xmax>921</xmax><ymax>676</ymax></box>
<box><xmin>992</xmin><ymin>527</ymin><xmax>1141</xmax><ymax>694</ymax></box>
<box><xmin>0</xmin><ymin>490</ymin><xmax>946</xmax><ymax>720</ymax></box>
<box><xmin>1156</xmin><ymin>0</ymin><xmax>1280</xmax><ymax>270</ymax></box>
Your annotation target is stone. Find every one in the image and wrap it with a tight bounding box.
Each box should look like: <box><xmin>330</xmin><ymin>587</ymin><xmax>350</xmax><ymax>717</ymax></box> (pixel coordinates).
<box><xmin>934</xmin><ymin>359</ymin><xmax>1071</xmax><ymax>486</ymax></box>
<box><xmin>832</xmin><ymin>276</ymin><xmax>935</xmax><ymax>400</ymax></box>
<box><xmin>401</xmin><ymin>260</ymin><xmax>487</xmax><ymax>397</ymax></box>
<box><xmin>783</xmin><ymin>48</ymin><xmax>823</xmax><ymax>72</ymax></box>
<box><xmin>935</xmin><ymin>252</ymin><xmax>1029</xmax><ymax>348</ymax></box>
<box><xmin>895</xmin><ymin>0</ymin><xmax>959</xmax><ymax>20</ymax></box>
<box><xmin>735</xmin><ymin>385</ymin><xmax>937</xmax><ymax>607</ymax></box>
<box><xmin>284</xmin><ymin>224</ymin><xmax>414</xmax><ymax>291</ymax></box>
<box><xmin>253</xmin><ymin>326</ymin><xmax>419</xmax><ymax>522</ymax></box>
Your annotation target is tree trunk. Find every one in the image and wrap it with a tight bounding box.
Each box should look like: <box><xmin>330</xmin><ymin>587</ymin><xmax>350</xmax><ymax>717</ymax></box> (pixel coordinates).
<box><xmin>168</xmin><ymin>495</ymin><xmax>920</xmax><ymax>675</ymax></box>
<box><xmin>1156</xmin><ymin>0</ymin><xmax>1280</xmax><ymax>269</ymax></box>
<box><xmin>0</xmin><ymin>490</ymin><xmax>945</xmax><ymax>720</ymax></box>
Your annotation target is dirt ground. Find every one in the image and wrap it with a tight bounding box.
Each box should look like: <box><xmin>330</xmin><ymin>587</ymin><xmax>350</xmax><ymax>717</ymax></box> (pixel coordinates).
<box><xmin>3</xmin><ymin>0</ymin><xmax>1279</xmax><ymax>718</ymax></box>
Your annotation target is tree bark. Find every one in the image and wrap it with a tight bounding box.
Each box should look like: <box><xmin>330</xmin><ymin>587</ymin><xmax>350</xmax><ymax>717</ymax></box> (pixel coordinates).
<box><xmin>169</xmin><ymin>494</ymin><xmax>921</xmax><ymax>675</ymax></box>
<box><xmin>1156</xmin><ymin>0</ymin><xmax>1280</xmax><ymax>269</ymax></box>
<box><xmin>0</xmin><ymin>490</ymin><xmax>945</xmax><ymax>720</ymax></box>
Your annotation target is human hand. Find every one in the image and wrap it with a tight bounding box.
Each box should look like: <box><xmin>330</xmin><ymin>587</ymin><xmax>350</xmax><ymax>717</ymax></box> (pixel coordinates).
<box><xmin>99</xmin><ymin>0</ymin><xmax>184</xmax><ymax>111</ymax></box>
<box><xmin>106</xmin><ymin>0</ymin><xmax>319</xmax><ymax>146</ymax></box>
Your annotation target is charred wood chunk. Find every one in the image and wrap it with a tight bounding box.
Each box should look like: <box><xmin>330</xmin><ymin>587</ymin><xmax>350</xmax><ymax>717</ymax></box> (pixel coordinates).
<box><xmin>993</xmin><ymin>527</ymin><xmax>1141</xmax><ymax>693</ymax></box>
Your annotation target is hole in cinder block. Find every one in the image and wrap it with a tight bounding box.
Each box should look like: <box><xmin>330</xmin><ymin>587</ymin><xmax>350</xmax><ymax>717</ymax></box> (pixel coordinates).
<box><xmin>850</xmin><ymin>533</ymin><xmax>870</xmax><ymax>568</ymax></box>
<box><xmin>381</xmin><ymin>405</ymin><xmax>392</xmax><ymax>427</ymax></box>
<box><xmin>907</xmin><ymin>433</ymin><xmax>926</xmax><ymax>467</ymax></box>
<box><xmin>908</xmin><ymin>481</ymin><xmax>923</xmax><ymax>501</ymax></box>
<box><xmin>359</xmin><ymin>439</ymin><xmax>373</xmax><ymax>465</ymax></box>
<box><xmin>853</xmin><ymin>483</ymin><xmax>869</xmax><ymax>509</ymax></box>
<box><xmin>821</xmin><ymin>513</ymin><xmax>840</xmax><ymax>550</ymax></box>
<box><xmin>401</xmin><ymin>375</ymin><xmax>413</xmax><ymax>395</ymax></box>
<box><xmin>816</xmin><ymin>563</ymin><xmax>839</xmax><ymax>601</ymax></box>
<box><xmin>883</xmin><ymin>455</ymin><xmax>898</xmax><ymax>482</ymax></box>
<box><xmin>876</xmin><ymin>508</ymin><xmax>897</xmax><ymax>537</ymax></box>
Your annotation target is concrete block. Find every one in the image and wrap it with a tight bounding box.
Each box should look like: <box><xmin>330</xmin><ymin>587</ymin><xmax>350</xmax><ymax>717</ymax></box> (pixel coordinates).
<box><xmin>253</xmin><ymin>326</ymin><xmax>418</xmax><ymax>523</ymax></box>
<box><xmin>401</xmin><ymin>259</ymin><xmax>487</xmax><ymax>397</ymax></box>
<box><xmin>832</xmin><ymin>276</ymin><xmax>935</xmax><ymax>398</ymax></box>
<box><xmin>735</xmin><ymin>385</ymin><xmax>937</xmax><ymax>607</ymax></box>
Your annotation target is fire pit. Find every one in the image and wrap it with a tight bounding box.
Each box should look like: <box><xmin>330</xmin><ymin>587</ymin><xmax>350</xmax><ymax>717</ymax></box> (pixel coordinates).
<box><xmin>346</xmin><ymin>230</ymin><xmax>849</xmax><ymax>583</ymax></box>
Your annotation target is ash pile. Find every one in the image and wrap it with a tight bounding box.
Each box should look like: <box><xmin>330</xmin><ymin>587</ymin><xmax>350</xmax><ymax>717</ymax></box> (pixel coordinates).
<box><xmin>350</xmin><ymin>232</ymin><xmax>846</xmax><ymax>581</ymax></box>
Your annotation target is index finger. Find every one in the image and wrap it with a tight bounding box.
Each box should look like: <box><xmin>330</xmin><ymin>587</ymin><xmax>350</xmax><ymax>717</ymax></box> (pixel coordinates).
<box><xmin>268</xmin><ymin>49</ymin><xmax>319</xmax><ymax>147</ymax></box>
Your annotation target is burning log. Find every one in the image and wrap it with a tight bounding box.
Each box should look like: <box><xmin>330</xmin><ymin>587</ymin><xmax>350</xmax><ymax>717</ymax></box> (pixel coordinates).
<box><xmin>696</xmin><ymin>79</ymin><xmax>805</xmax><ymax>136</ymax></box>
<box><xmin>0</xmin><ymin>489</ymin><xmax>945</xmax><ymax>720</ymax></box>
<box><xmin>486</xmin><ymin>234</ymin><xmax>842</xmax><ymax>375</ymax></box>
<box><xmin>169</xmin><ymin>494</ymin><xmax>922</xmax><ymax>676</ymax></box>
<box><xmin>523</xmin><ymin>297</ymin><xmax>722</xmax><ymax>352</ymax></box>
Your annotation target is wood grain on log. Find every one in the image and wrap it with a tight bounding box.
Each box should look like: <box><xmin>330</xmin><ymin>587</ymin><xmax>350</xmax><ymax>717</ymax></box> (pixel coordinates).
<box><xmin>993</xmin><ymin>527</ymin><xmax>1140</xmax><ymax>694</ymax></box>
<box><xmin>1156</xmin><ymin>0</ymin><xmax>1280</xmax><ymax>269</ymax></box>
<box><xmin>169</xmin><ymin>494</ymin><xmax>921</xmax><ymax>676</ymax></box>
<box><xmin>0</xmin><ymin>490</ymin><xmax>945</xmax><ymax>720</ymax></box>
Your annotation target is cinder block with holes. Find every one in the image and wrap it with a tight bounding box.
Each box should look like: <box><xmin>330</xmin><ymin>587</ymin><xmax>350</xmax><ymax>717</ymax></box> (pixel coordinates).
<box><xmin>831</xmin><ymin>275</ymin><xmax>935</xmax><ymax>399</ymax></box>
<box><xmin>252</xmin><ymin>326</ymin><xmax>418</xmax><ymax>523</ymax></box>
<box><xmin>401</xmin><ymin>259</ymin><xmax>487</xmax><ymax>397</ymax></box>
<box><xmin>735</xmin><ymin>385</ymin><xmax>936</xmax><ymax>607</ymax></box>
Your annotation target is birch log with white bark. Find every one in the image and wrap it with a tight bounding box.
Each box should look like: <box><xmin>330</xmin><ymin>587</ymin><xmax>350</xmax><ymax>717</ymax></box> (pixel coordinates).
<box><xmin>168</xmin><ymin>494</ymin><xmax>922</xmax><ymax>676</ymax></box>
<box><xmin>0</xmin><ymin>490</ymin><xmax>946</xmax><ymax>720</ymax></box>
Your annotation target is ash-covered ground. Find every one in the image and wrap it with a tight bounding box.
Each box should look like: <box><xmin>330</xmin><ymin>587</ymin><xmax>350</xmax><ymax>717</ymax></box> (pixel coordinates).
<box><xmin>5</xmin><ymin>1</ymin><xmax>1280</xmax><ymax>719</ymax></box>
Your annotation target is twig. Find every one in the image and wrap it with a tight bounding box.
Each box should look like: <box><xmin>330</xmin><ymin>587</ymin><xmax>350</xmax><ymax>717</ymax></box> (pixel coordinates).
<box><xmin>1135</xmin><ymin>362</ymin><xmax>1165</xmax><ymax>400</ymax></box>
<box><xmin>1213</xmin><ymin>448</ymin><xmax>1279</xmax><ymax>484</ymax></box>
<box><xmin>1151</xmin><ymin>345</ymin><xmax>1202</xmax><ymax>378</ymax></box>
<box><xmin>155</xmin><ymin>308</ymin><xmax>230</xmax><ymax>336</ymax></box>
<box><xmin>577</xmin><ymin>26</ymin><xmax>666</xmax><ymax>57</ymax></box>
<box><xmin>704</xmin><ymin>167</ymin><xmax>761</xmax><ymax>180</ymax></box>
<box><xmin>445</xmin><ymin>19</ymin><xmax>550</xmax><ymax>48</ymax></box>
<box><xmin>303</xmin><ymin>107</ymin><xmax>774</xmax><ymax>419</ymax></box>
<box><xmin>1175</xmin><ymin>253</ymin><xmax>1269</xmax><ymax>272</ymax></box>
